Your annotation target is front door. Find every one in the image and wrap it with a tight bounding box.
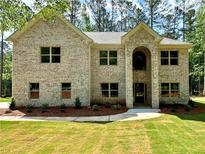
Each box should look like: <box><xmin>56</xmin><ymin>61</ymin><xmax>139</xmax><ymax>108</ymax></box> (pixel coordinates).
<box><xmin>134</xmin><ymin>83</ymin><xmax>145</xmax><ymax>104</ymax></box>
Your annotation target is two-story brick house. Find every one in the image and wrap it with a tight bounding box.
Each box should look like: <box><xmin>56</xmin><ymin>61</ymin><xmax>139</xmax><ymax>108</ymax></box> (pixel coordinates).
<box><xmin>7</xmin><ymin>13</ymin><xmax>192</xmax><ymax>108</ymax></box>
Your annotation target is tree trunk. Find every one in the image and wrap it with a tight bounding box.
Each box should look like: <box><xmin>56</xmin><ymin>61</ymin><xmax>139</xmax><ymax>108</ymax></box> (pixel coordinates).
<box><xmin>0</xmin><ymin>32</ymin><xmax>3</xmax><ymax>97</ymax></box>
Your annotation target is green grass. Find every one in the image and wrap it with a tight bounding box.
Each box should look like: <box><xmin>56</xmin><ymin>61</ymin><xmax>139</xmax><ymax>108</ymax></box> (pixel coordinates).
<box><xmin>192</xmin><ymin>97</ymin><xmax>205</xmax><ymax>104</ymax></box>
<box><xmin>0</xmin><ymin>97</ymin><xmax>11</xmax><ymax>103</ymax></box>
<box><xmin>0</xmin><ymin>97</ymin><xmax>205</xmax><ymax>153</ymax></box>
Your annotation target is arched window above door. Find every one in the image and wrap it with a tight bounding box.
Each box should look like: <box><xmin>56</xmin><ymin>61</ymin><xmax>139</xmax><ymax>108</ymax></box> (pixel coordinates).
<box><xmin>133</xmin><ymin>51</ymin><xmax>146</xmax><ymax>70</ymax></box>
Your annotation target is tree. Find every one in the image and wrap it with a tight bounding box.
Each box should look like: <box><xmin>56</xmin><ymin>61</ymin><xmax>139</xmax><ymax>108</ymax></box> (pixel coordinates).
<box><xmin>189</xmin><ymin>5</ymin><xmax>205</xmax><ymax>95</ymax></box>
<box><xmin>86</xmin><ymin>0</ymin><xmax>108</xmax><ymax>32</ymax></box>
<box><xmin>0</xmin><ymin>0</ymin><xmax>33</xmax><ymax>97</ymax></box>
<box><xmin>144</xmin><ymin>0</ymin><xmax>161</xmax><ymax>29</ymax></box>
<box><xmin>68</xmin><ymin>0</ymin><xmax>81</xmax><ymax>26</ymax></box>
<box><xmin>81</xmin><ymin>4</ymin><xmax>92</xmax><ymax>31</ymax></box>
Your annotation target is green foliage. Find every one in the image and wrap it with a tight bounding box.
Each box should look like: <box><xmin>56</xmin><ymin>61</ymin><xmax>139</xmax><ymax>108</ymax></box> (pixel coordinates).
<box><xmin>9</xmin><ymin>97</ymin><xmax>16</xmax><ymax>110</ymax></box>
<box><xmin>74</xmin><ymin>97</ymin><xmax>81</xmax><ymax>109</ymax></box>
<box><xmin>26</xmin><ymin>104</ymin><xmax>33</xmax><ymax>113</ymax></box>
<box><xmin>42</xmin><ymin>103</ymin><xmax>49</xmax><ymax>112</ymax></box>
<box><xmin>189</xmin><ymin>6</ymin><xmax>205</xmax><ymax>94</ymax></box>
<box><xmin>60</xmin><ymin>103</ymin><xmax>66</xmax><ymax>112</ymax></box>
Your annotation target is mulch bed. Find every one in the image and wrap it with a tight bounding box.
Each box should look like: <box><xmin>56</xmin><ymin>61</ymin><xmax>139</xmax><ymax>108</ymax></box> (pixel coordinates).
<box><xmin>160</xmin><ymin>104</ymin><xmax>205</xmax><ymax>115</ymax></box>
<box><xmin>0</xmin><ymin>106</ymin><xmax>128</xmax><ymax>117</ymax></box>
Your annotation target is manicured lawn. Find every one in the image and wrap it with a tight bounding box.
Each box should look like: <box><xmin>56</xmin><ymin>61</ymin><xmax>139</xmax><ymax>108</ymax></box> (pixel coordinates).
<box><xmin>192</xmin><ymin>97</ymin><xmax>205</xmax><ymax>104</ymax></box>
<box><xmin>0</xmin><ymin>97</ymin><xmax>205</xmax><ymax>153</ymax></box>
<box><xmin>0</xmin><ymin>97</ymin><xmax>11</xmax><ymax>103</ymax></box>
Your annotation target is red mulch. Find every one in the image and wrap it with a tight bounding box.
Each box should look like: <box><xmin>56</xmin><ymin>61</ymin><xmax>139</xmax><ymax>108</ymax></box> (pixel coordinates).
<box><xmin>160</xmin><ymin>104</ymin><xmax>205</xmax><ymax>115</ymax></box>
<box><xmin>0</xmin><ymin>106</ymin><xmax>127</xmax><ymax>117</ymax></box>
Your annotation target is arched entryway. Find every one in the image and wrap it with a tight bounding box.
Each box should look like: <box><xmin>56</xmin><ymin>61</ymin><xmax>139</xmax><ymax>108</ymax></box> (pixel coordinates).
<box><xmin>132</xmin><ymin>47</ymin><xmax>151</xmax><ymax>106</ymax></box>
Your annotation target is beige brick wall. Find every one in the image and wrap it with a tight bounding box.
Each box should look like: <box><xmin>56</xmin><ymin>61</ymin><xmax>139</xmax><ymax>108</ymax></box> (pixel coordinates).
<box><xmin>13</xmin><ymin>18</ymin><xmax>90</xmax><ymax>107</ymax></box>
<box><xmin>158</xmin><ymin>48</ymin><xmax>189</xmax><ymax>104</ymax></box>
<box><xmin>90</xmin><ymin>46</ymin><xmax>126</xmax><ymax>104</ymax></box>
<box><xmin>12</xmin><ymin>18</ymin><xmax>189</xmax><ymax>108</ymax></box>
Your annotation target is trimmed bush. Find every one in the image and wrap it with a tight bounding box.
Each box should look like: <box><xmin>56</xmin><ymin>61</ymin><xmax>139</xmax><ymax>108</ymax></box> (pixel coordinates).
<box><xmin>42</xmin><ymin>103</ymin><xmax>49</xmax><ymax>112</ymax></box>
<box><xmin>74</xmin><ymin>97</ymin><xmax>81</xmax><ymax>109</ymax></box>
<box><xmin>26</xmin><ymin>104</ymin><xmax>33</xmax><ymax>113</ymax></box>
<box><xmin>9</xmin><ymin>97</ymin><xmax>16</xmax><ymax>110</ymax></box>
<box><xmin>91</xmin><ymin>105</ymin><xmax>99</xmax><ymax>111</ymax></box>
<box><xmin>60</xmin><ymin>103</ymin><xmax>66</xmax><ymax>112</ymax></box>
<box><xmin>113</xmin><ymin>104</ymin><xmax>121</xmax><ymax>110</ymax></box>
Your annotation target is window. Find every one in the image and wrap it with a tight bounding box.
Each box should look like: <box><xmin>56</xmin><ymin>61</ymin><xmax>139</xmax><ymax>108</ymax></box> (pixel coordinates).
<box><xmin>62</xmin><ymin>83</ymin><xmax>71</xmax><ymax>99</ymax></box>
<box><xmin>100</xmin><ymin>50</ymin><xmax>117</xmax><ymax>65</ymax></box>
<box><xmin>161</xmin><ymin>51</ymin><xmax>178</xmax><ymax>65</ymax></box>
<box><xmin>101</xmin><ymin>83</ymin><xmax>118</xmax><ymax>97</ymax></box>
<box><xmin>170</xmin><ymin>51</ymin><xmax>178</xmax><ymax>65</ymax></box>
<box><xmin>109</xmin><ymin>51</ymin><xmax>117</xmax><ymax>65</ymax></box>
<box><xmin>161</xmin><ymin>51</ymin><xmax>169</xmax><ymax>65</ymax></box>
<box><xmin>100</xmin><ymin>51</ymin><xmax>108</xmax><ymax>65</ymax></box>
<box><xmin>41</xmin><ymin>47</ymin><xmax>60</xmax><ymax>63</ymax></box>
<box><xmin>133</xmin><ymin>51</ymin><xmax>146</xmax><ymax>70</ymax></box>
<box><xmin>171</xmin><ymin>83</ymin><xmax>179</xmax><ymax>97</ymax></box>
<box><xmin>30</xmin><ymin>83</ymin><xmax>39</xmax><ymax>99</ymax></box>
<box><xmin>41</xmin><ymin>47</ymin><xmax>50</xmax><ymax>63</ymax></box>
<box><xmin>161</xmin><ymin>83</ymin><xmax>179</xmax><ymax>97</ymax></box>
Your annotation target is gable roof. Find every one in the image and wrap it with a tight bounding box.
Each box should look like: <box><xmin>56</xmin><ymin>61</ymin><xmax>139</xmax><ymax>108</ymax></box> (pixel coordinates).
<box><xmin>84</xmin><ymin>32</ymin><xmax>126</xmax><ymax>44</ymax></box>
<box><xmin>6</xmin><ymin>11</ymin><xmax>93</xmax><ymax>43</ymax></box>
<box><xmin>122</xmin><ymin>22</ymin><xmax>162</xmax><ymax>43</ymax></box>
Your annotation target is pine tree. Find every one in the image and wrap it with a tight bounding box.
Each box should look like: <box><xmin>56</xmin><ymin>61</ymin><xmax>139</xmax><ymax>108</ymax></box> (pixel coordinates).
<box><xmin>144</xmin><ymin>0</ymin><xmax>161</xmax><ymax>29</ymax></box>
<box><xmin>81</xmin><ymin>4</ymin><xmax>92</xmax><ymax>31</ymax></box>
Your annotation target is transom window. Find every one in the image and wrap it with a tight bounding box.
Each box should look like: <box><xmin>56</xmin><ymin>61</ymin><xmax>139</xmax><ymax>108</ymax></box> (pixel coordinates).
<box><xmin>100</xmin><ymin>50</ymin><xmax>117</xmax><ymax>65</ymax></box>
<box><xmin>61</xmin><ymin>83</ymin><xmax>71</xmax><ymax>99</ymax></box>
<box><xmin>29</xmin><ymin>83</ymin><xmax>39</xmax><ymax>99</ymax></box>
<box><xmin>161</xmin><ymin>51</ymin><xmax>178</xmax><ymax>65</ymax></box>
<box><xmin>41</xmin><ymin>47</ymin><xmax>61</xmax><ymax>63</ymax></box>
<box><xmin>161</xmin><ymin>83</ymin><xmax>179</xmax><ymax>97</ymax></box>
<box><xmin>101</xmin><ymin>83</ymin><xmax>118</xmax><ymax>97</ymax></box>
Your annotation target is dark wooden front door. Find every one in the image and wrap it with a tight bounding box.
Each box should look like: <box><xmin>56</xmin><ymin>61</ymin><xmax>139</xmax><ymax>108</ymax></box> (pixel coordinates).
<box><xmin>134</xmin><ymin>83</ymin><xmax>145</xmax><ymax>104</ymax></box>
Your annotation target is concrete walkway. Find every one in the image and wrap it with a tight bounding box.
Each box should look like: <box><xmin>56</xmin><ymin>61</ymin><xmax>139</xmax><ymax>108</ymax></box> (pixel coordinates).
<box><xmin>0</xmin><ymin>109</ymin><xmax>161</xmax><ymax>122</ymax></box>
<box><xmin>0</xmin><ymin>102</ymin><xmax>10</xmax><ymax>109</ymax></box>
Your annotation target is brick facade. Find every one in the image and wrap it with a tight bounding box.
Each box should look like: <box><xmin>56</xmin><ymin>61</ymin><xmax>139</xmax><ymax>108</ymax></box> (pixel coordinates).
<box><xmin>9</xmin><ymin>17</ymin><xmax>191</xmax><ymax>108</ymax></box>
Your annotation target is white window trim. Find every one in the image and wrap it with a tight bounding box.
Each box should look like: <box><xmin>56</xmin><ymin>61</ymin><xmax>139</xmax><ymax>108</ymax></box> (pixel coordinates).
<box><xmin>161</xmin><ymin>83</ymin><xmax>179</xmax><ymax>97</ymax></box>
<box><xmin>100</xmin><ymin>50</ymin><xmax>117</xmax><ymax>65</ymax></box>
<box><xmin>41</xmin><ymin>47</ymin><xmax>61</xmax><ymax>63</ymax></box>
<box><xmin>161</xmin><ymin>51</ymin><xmax>178</xmax><ymax>65</ymax></box>
<box><xmin>101</xmin><ymin>83</ymin><xmax>118</xmax><ymax>97</ymax></box>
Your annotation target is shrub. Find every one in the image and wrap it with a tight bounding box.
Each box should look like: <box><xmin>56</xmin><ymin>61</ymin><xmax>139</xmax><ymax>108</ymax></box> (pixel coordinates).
<box><xmin>113</xmin><ymin>104</ymin><xmax>121</xmax><ymax>110</ymax></box>
<box><xmin>60</xmin><ymin>103</ymin><xmax>66</xmax><ymax>112</ymax></box>
<box><xmin>42</xmin><ymin>103</ymin><xmax>49</xmax><ymax>112</ymax></box>
<box><xmin>74</xmin><ymin>97</ymin><xmax>81</xmax><ymax>109</ymax></box>
<box><xmin>91</xmin><ymin>105</ymin><xmax>99</xmax><ymax>111</ymax></box>
<box><xmin>9</xmin><ymin>97</ymin><xmax>16</xmax><ymax>110</ymax></box>
<box><xmin>188</xmin><ymin>99</ymin><xmax>195</xmax><ymax>107</ymax></box>
<box><xmin>26</xmin><ymin>104</ymin><xmax>33</xmax><ymax>113</ymax></box>
<box><xmin>104</xmin><ymin>102</ymin><xmax>111</xmax><ymax>108</ymax></box>
<box><xmin>185</xmin><ymin>104</ymin><xmax>192</xmax><ymax>112</ymax></box>
<box><xmin>159</xmin><ymin>100</ymin><xmax>166</xmax><ymax>108</ymax></box>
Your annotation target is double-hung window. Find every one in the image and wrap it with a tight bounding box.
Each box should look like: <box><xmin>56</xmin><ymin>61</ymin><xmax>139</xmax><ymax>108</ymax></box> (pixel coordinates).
<box><xmin>100</xmin><ymin>50</ymin><xmax>117</xmax><ymax>65</ymax></box>
<box><xmin>161</xmin><ymin>83</ymin><xmax>179</xmax><ymax>97</ymax></box>
<box><xmin>61</xmin><ymin>83</ymin><xmax>71</xmax><ymax>99</ymax></box>
<box><xmin>41</xmin><ymin>47</ymin><xmax>60</xmax><ymax>63</ymax></box>
<box><xmin>29</xmin><ymin>83</ymin><xmax>39</xmax><ymax>99</ymax></box>
<box><xmin>101</xmin><ymin>83</ymin><xmax>118</xmax><ymax>97</ymax></box>
<box><xmin>161</xmin><ymin>51</ymin><xmax>178</xmax><ymax>65</ymax></box>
